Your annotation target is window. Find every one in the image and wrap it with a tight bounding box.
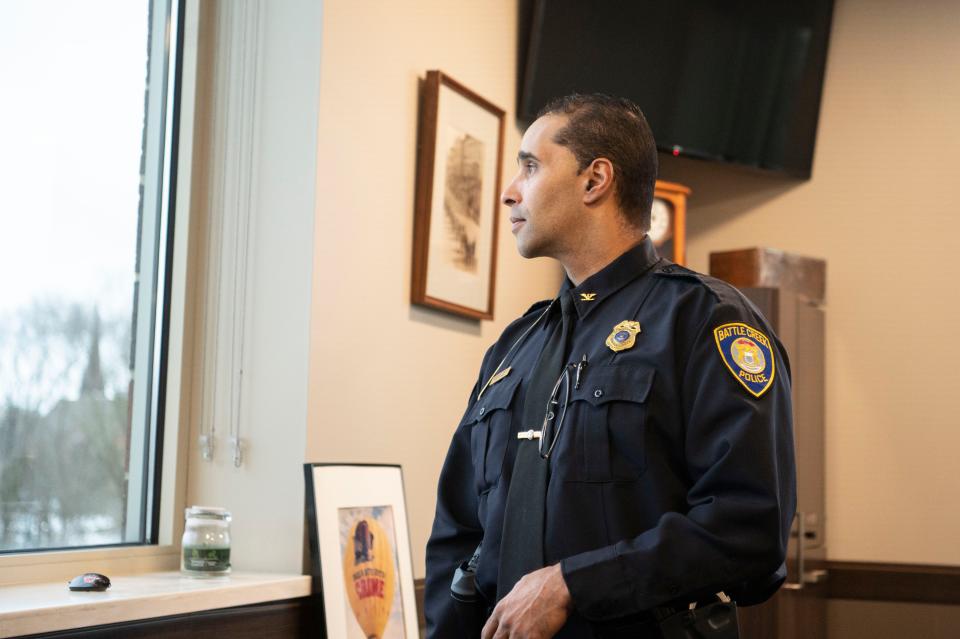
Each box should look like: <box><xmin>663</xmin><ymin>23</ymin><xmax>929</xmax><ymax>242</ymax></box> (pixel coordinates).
<box><xmin>0</xmin><ymin>0</ymin><xmax>183</xmax><ymax>552</ymax></box>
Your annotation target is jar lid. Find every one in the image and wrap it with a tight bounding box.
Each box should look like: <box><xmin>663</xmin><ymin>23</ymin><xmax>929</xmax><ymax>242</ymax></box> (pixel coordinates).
<box><xmin>185</xmin><ymin>506</ymin><xmax>231</xmax><ymax>519</ymax></box>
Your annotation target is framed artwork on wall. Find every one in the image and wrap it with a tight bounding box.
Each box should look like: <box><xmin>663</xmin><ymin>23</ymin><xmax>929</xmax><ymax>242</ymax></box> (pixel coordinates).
<box><xmin>650</xmin><ymin>180</ymin><xmax>691</xmax><ymax>266</ymax></box>
<box><xmin>304</xmin><ymin>464</ymin><xmax>420</xmax><ymax>639</ymax></box>
<box><xmin>411</xmin><ymin>70</ymin><xmax>506</xmax><ymax>320</ymax></box>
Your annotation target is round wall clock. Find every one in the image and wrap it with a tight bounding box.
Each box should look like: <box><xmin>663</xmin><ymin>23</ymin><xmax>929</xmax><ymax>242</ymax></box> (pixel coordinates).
<box><xmin>648</xmin><ymin>197</ymin><xmax>673</xmax><ymax>246</ymax></box>
<box><xmin>651</xmin><ymin>180</ymin><xmax>691</xmax><ymax>265</ymax></box>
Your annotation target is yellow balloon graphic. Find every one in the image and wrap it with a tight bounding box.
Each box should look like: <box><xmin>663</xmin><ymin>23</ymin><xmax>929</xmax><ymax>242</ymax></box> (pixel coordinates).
<box><xmin>343</xmin><ymin>518</ymin><xmax>397</xmax><ymax>638</ymax></box>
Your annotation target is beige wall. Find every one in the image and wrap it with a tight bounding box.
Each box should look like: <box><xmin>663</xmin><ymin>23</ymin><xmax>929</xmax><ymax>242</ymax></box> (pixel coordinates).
<box><xmin>308</xmin><ymin>0</ymin><xmax>960</xmax><ymax>578</ymax></box>
<box><xmin>306</xmin><ymin>0</ymin><xmax>559</xmax><ymax>579</ymax></box>
<box><xmin>661</xmin><ymin>0</ymin><xmax>960</xmax><ymax>565</ymax></box>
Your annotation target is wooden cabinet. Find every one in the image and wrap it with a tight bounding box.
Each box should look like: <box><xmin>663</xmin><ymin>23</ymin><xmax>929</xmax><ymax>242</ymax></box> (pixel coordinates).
<box><xmin>711</xmin><ymin>248</ymin><xmax>828</xmax><ymax>639</ymax></box>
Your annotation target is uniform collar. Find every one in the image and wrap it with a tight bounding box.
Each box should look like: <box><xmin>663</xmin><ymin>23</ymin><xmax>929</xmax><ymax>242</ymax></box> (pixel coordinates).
<box><xmin>559</xmin><ymin>236</ymin><xmax>661</xmax><ymax>320</ymax></box>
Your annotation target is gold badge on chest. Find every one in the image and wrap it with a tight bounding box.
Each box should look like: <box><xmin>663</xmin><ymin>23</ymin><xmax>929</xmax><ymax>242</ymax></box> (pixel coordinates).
<box><xmin>605</xmin><ymin>320</ymin><xmax>642</xmax><ymax>352</ymax></box>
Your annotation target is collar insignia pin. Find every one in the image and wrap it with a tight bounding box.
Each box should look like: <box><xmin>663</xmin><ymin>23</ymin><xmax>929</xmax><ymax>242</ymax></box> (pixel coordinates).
<box><xmin>605</xmin><ymin>320</ymin><xmax>642</xmax><ymax>352</ymax></box>
<box><xmin>580</xmin><ymin>293</ymin><xmax>597</xmax><ymax>301</ymax></box>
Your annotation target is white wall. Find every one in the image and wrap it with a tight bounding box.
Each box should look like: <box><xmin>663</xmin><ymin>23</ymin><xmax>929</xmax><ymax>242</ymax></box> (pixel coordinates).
<box><xmin>306</xmin><ymin>0</ymin><xmax>560</xmax><ymax>579</ymax></box>
<box><xmin>184</xmin><ymin>0</ymin><xmax>323</xmax><ymax>574</ymax></box>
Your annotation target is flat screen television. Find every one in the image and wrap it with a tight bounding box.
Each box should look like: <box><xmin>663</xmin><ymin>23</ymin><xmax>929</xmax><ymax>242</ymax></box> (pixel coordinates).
<box><xmin>518</xmin><ymin>0</ymin><xmax>835</xmax><ymax>178</ymax></box>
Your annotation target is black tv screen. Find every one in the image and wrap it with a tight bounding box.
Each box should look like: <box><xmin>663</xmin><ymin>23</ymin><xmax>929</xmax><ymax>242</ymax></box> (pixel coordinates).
<box><xmin>518</xmin><ymin>0</ymin><xmax>835</xmax><ymax>178</ymax></box>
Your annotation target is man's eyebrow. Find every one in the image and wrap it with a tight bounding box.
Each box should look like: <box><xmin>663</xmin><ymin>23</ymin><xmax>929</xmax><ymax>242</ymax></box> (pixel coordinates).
<box><xmin>517</xmin><ymin>151</ymin><xmax>540</xmax><ymax>164</ymax></box>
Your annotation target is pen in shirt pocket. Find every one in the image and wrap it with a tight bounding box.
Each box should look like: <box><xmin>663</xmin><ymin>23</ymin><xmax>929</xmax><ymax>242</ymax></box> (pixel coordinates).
<box><xmin>574</xmin><ymin>353</ymin><xmax>588</xmax><ymax>389</ymax></box>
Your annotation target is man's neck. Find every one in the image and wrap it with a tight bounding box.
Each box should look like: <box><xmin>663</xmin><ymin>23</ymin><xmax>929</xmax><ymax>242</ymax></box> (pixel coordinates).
<box><xmin>559</xmin><ymin>231</ymin><xmax>646</xmax><ymax>286</ymax></box>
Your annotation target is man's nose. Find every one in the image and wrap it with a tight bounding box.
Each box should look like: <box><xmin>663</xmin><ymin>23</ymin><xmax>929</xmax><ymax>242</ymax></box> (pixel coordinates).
<box><xmin>501</xmin><ymin>176</ymin><xmax>520</xmax><ymax>207</ymax></box>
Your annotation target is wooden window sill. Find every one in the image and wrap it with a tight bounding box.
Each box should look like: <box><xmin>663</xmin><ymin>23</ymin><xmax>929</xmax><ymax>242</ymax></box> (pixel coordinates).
<box><xmin>0</xmin><ymin>571</ymin><xmax>311</xmax><ymax>638</ymax></box>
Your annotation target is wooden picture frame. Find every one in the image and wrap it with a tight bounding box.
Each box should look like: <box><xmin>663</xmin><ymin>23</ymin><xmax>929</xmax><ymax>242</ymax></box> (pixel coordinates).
<box><xmin>304</xmin><ymin>464</ymin><xmax>420</xmax><ymax>639</ymax></box>
<box><xmin>412</xmin><ymin>70</ymin><xmax>506</xmax><ymax>320</ymax></box>
<box><xmin>650</xmin><ymin>180</ymin><xmax>691</xmax><ymax>266</ymax></box>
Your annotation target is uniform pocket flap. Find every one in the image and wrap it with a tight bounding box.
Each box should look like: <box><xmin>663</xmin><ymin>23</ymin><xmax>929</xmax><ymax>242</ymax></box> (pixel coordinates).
<box><xmin>575</xmin><ymin>365</ymin><xmax>655</xmax><ymax>406</ymax></box>
<box><xmin>464</xmin><ymin>372</ymin><xmax>523</xmax><ymax>424</ymax></box>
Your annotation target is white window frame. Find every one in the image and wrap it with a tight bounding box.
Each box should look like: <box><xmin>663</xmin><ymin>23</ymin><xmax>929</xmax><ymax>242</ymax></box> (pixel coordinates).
<box><xmin>2</xmin><ymin>0</ymin><xmax>324</xmax><ymax>585</ymax></box>
<box><xmin>0</xmin><ymin>0</ymin><xmax>200</xmax><ymax>585</ymax></box>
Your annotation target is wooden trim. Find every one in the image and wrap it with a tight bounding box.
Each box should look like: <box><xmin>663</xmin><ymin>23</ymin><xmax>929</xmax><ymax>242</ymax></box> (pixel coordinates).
<box><xmin>415</xmin><ymin>577</ymin><xmax>426</xmax><ymax>630</ymax></box>
<box><xmin>410</xmin><ymin>72</ymin><xmax>440</xmax><ymax>314</ymax></box>
<box><xmin>416</xmin><ymin>563</ymin><xmax>960</xmax><ymax>620</ymax></box>
<box><xmin>654</xmin><ymin>179</ymin><xmax>691</xmax><ymax>196</ymax></box>
<box><xmin>23</xmin><ymin>597</ymin><xmax>318</xmax><ymax>639</ymax></box>
<box><xmin>709</xmin><ymin>247</ymin><xmax>827</xmax><ymax>304</ymax></box>
<box><xmin>826</xmin><ymin>561</ymin><xmax>960</xmax><ymax>606</ymax></box>
<box><xmin>653</xmin><ymin>180</ymin><xmax>689</xmax><ymax>266</ymax></box>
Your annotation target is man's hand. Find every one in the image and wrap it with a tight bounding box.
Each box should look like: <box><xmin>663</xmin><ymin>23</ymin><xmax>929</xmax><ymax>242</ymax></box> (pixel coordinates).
<box><xmin>481</xmin><ymin>563</ymin><xmax>573</xmax><ymax>639</ymax></box>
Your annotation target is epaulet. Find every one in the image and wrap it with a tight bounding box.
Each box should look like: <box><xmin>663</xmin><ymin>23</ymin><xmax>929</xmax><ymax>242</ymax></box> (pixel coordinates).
<box><xmin>499</xmin><ymin>299</ymin><xmax>551</xmax><ymax>340</ymax></box>
<box><xmin>652</xmin><ymin>261</ymin><xmax>697</xmax><ymax>278</ymax></box>
<box><xmin>523</xmin><ymin>299</ymin><xmax>552</xmax><ymax>316</ymax></box>
<box><xmin>654</xmin><ymin>261</ymin><xmax>744</xmax><ymax>307</ymax></box>
<box><xmin>484</xmin><ymin>298</ymin><xmax>552</xmax><ymax>368</ymax></box>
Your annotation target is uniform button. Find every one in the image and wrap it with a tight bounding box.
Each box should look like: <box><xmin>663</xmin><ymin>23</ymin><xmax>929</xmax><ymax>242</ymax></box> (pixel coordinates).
<box><xmin>478</xmin><ymin>406</ymin><xmax>486</xmax><ymax>415</ymax></box>
<box><xmin>594</xmin><ymin>389</ymin><xmax>603</xmax><ymax>398</ymax></box>
<box><xmin>662</xmin><ymin>266</ymin><xmax>674</xmax><ymax>274</ymax></box>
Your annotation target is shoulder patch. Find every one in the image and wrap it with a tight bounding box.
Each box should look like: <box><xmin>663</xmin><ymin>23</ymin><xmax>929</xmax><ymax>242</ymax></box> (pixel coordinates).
<box><xmin>713</xmin><ymin>322</ymin><xmax>776</xmax><ymax>398</ymax></box>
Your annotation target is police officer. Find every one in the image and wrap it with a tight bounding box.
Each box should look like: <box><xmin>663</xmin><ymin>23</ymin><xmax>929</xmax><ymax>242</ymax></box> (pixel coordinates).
<box><xmin>425</xmin><ymin>94</ymin><xmax>796</xmax><ymax>639</ymax></box>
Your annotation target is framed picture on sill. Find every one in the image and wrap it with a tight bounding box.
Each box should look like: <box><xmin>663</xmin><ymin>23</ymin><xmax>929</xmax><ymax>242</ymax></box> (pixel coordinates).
<box><xmin>650</xmin><ymin>180</ymin><xmax>691</xmax><ymax>266</ymax></box>
<box><xmin>304</xmin><ymin>464</ymin><xmax>419</xmax><ymax>639</ymax></box>
<box><xmin>411</xmin><ymin>70</ymin><xmax>506</xmax><ymax>320</ymax></box>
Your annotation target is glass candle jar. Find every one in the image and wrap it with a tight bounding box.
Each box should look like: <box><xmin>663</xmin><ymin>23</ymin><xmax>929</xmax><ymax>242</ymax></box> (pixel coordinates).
<box><xmin>181</xmin><ymin>506</ymin><xmax>231</xmax><ymax>577</ymax></box>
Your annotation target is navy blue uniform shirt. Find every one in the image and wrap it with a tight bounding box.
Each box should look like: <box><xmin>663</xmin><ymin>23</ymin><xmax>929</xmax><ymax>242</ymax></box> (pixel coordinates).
<box><xmin>425</xmin><ymin>238</ymin><xmax>797</xmax><ymax>637</ymax></box>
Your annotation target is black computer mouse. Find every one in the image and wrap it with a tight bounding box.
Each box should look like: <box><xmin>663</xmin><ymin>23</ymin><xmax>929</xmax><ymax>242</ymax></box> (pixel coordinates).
<box><xmin>68</xmin><ymin>572</ymin><xmax>111</xmax><ymax>591</ymax></box>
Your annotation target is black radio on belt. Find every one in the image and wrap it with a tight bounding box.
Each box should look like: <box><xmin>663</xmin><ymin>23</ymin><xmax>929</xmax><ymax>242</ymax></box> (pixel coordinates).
<box><xmin>451</xmin><ymin>544</ymin><xmax>482</xmax><ymax>602</ymax></box>
<box><xmin>450</xmin><ymin>545</ymin><xmax>486</xmax><ymax>638</ymax></box>
<box><xmin>655</xmin><ymin>594</ymin><xmax>740</xmax><ymax>639</ymax></box>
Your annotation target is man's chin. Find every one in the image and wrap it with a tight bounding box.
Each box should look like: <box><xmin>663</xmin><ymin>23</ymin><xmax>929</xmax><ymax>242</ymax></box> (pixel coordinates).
<box><xmin>514</xmin><ymin>230</ymin><xmax>551</xmax><ymax>259</ymax></box>
<box><xmin>515</xmin><ymin>240</ymin><xmax>540</xmax><ymax>259</ymax></box>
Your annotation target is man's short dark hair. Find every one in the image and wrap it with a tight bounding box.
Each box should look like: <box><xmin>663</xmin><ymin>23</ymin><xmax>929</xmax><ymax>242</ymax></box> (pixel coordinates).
<box><xmin>537</xmin><ymin>94</ymin><xmax>658</xmax><ymax>230</ymax></box>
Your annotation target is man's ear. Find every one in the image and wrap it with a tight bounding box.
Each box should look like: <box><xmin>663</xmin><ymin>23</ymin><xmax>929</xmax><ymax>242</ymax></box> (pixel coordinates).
<box><xmin>583</xmin><ymin>158</ymin><xmax>614</xmax><ymax>205</ymax></box>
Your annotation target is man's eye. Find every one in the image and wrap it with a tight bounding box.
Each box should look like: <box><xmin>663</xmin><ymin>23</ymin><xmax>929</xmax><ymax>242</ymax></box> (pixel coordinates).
<box><xmin>524</xmin><ymin>162</ymin><xmax>537</xmax><ymax>173</ymax></box>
